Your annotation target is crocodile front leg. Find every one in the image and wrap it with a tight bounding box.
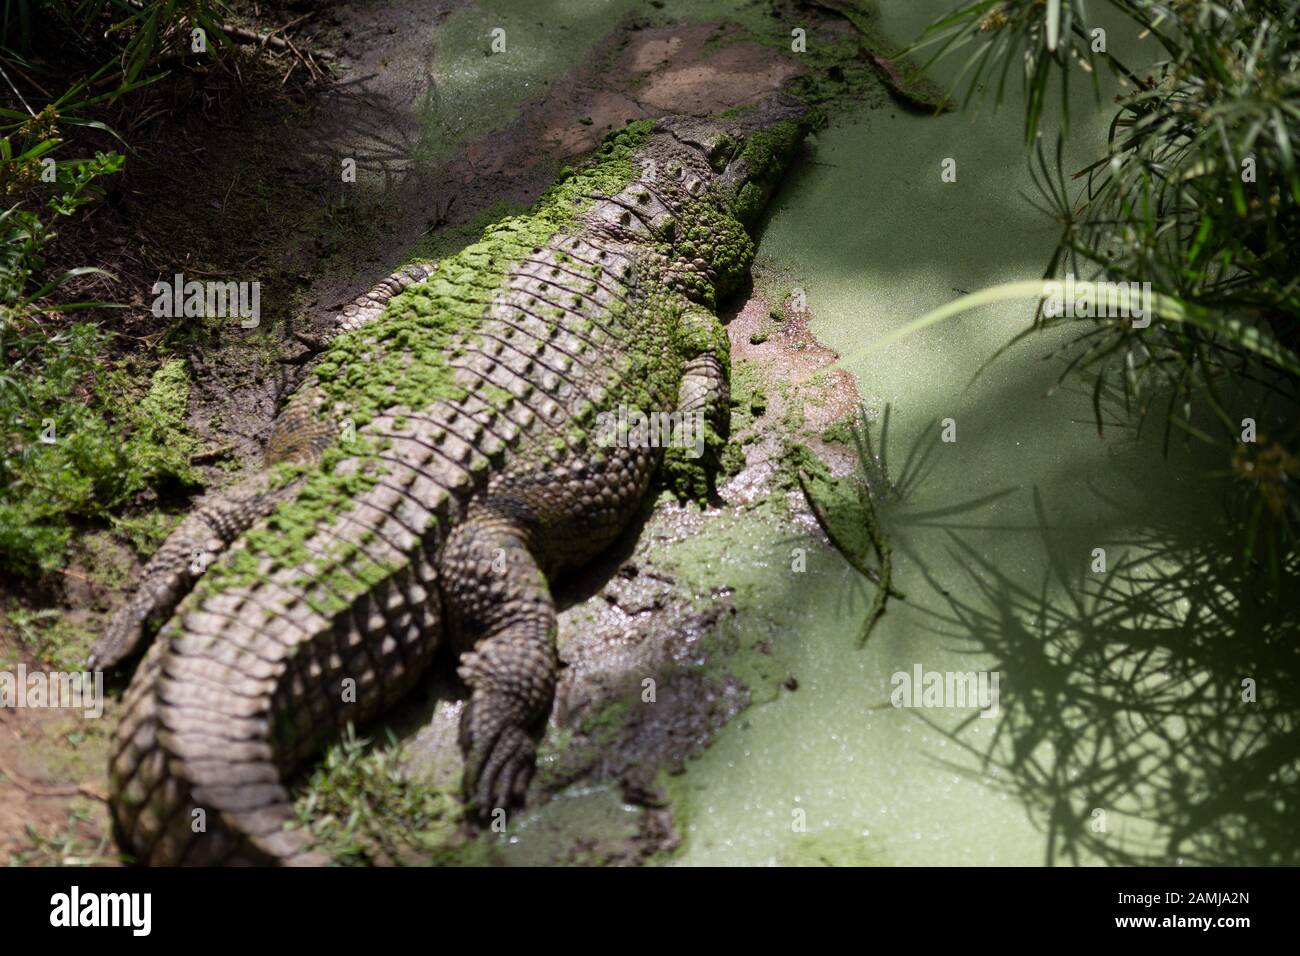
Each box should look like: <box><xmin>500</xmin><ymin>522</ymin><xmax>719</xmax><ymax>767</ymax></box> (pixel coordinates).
<box><xmin>662</xmin><ymin>303</ymin><xmax>731</xmax><ymax>496</ymax></box>
<box><xmin>677</xmin><ymin>343</ymin><xmax>730</xmax><ymax>448</ymax></box>
<box><xmin>439</xmin><ymin>506</ymin><xmax>558</xmax><ymax>818</ymax></box>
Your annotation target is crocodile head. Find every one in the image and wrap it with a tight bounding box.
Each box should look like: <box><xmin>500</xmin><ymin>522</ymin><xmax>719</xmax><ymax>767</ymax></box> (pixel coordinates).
<box><xmin>661</xmin><ymin>94</ymin><xmax>818</xmax><ymax>231</ymax></box>
<box><xmin>640</xmin><ymin>96</ymin><xmax>814</xmax><ymax>303</ymax></box>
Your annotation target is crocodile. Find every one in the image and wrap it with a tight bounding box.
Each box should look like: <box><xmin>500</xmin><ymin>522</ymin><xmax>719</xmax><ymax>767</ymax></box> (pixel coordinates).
<box><xmin>91</xmin><ymin>96</ymin><xmax>813</xmax><ymax>865</ymax></box>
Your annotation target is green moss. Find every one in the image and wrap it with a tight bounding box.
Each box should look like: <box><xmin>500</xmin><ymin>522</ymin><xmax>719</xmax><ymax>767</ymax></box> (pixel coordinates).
<box><xmin>77</xmin><ymin>531</ymin><xmax>133</xmax><ymax>590</ymax></box>
<box><xmin>820</xmin><ymin>417</ymin><xmax>858</xmax><ymax>447</ymax></box>
<box><xmin>658</xmin><ymin>303</ymin><xmax>734</xmax><ymax>504</ymax></box>
<box><xmin>715</xmin><ymin>361</ymin><xmax>768</xmax><ymax>479</ymax></box>
<box><xmin>719</xmin><ymin>103</ymin><xmax>757</xmax><ymax>119</ymax></box>
<box><xmin>586</xmin><ymin>700</ymin><xmax>631</xmax><ymax>747</ymax></box>
<box><xmin>659</xmin><ymin>425</ymin><xmax>724</xmax><ymax>503</ymax></box>
<box><xmin>726</xmin><ymin>120</ymin><xmax>808</xmax><ymax>231</ymax></box>
<box><xmin>793</xmin><ymin>449</ymin><xmax>874</xmax><ymax>565</ymax></box>
<box><xmin>731</xmin><ymin>360</ymin><xmax>768</xmax><ymax>422</ymax></box>
<box><xmin>720</xmin><ymin>438</ymin><xmax>748</xmax><ymax>477</ymax></box>
<box><xmin>196</xmin><ymin>122</ymin><xmax>657</xmax><ymax>606</ymax></box>
<box><xmin>781</xmin><ymin>384</ymin><xmax>807</xmax><ymax>433</ymax></box>
<box><xmin>676</xmin><ymin>198</ymin><xmax>756</xmax><ymax>303</ymax></box>
<box><xmin>128</xmin><ymin>359</ymin><xmax>200</xmax><ymax>486</ymax></box>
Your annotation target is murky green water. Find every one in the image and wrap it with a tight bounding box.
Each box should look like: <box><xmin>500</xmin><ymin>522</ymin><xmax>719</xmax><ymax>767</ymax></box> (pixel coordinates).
<box><xmin>668</xmin><ymin>1</ymin><xmax>1227</xmax><ymax>865</ymax></box>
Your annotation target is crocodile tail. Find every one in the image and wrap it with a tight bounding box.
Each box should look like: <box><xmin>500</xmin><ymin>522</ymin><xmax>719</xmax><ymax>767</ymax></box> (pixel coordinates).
<box><xmin>109</xmin><ymin>540</ymin><xmax>446</xmax><ymax>865</ymax></box>
<box><xmin>108</xmin><ymin>636</ymin><xmax>325</xmax><ymax>865</ymax></box>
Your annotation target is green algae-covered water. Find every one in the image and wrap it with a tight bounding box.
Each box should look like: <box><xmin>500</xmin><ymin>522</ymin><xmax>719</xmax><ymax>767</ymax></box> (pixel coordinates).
<box><xmin>667</xmin><ymin>1</ymin><xmax>1230</xmax><ymax>866</ymax></box>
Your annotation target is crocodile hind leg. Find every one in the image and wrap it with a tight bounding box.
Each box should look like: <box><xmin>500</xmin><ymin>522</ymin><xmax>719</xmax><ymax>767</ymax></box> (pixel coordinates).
<box><xmin>89</xmin><ymin>470</ymin><xmax>303</xmax><ymax>670</ymax></box>
<box><xmin>90</xmin><ymin>391</ymin><xmax>336</xmax><ymax>671</ymax></box>
<box><xmin>292</xmin><ymin>263</ymin><xmax>436</xmax><ymax>352</ymax></box>
<box><xmin>438</xmin><ymin>505</ymin><xmax>558</xmax><ymax>818</ymax></box>
<box><xmin>679</xmin><ymin>350</ymin><xmax>729</xmax><ymax>448</ymax></box>
<box><xmin>677</xmin><ymin>304</ymin><xmax>731</xmax><ymax>441</ymax></box>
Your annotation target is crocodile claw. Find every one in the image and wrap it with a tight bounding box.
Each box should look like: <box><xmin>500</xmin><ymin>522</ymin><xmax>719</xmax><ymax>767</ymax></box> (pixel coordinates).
<box><xmin>460</xmin><ymin>691</ymin><xmax>536</xmax><ymax>821</ymax></box>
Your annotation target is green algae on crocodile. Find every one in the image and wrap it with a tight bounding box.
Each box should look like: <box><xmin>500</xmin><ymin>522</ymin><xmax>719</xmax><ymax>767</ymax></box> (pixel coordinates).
<box><xmin>321</xmin><ymin>119</ymin><xmax>656</xmax><ymax>430</ymax></box>
<box><xmin>194</xmin><ymin>122</ymin><xmax>658</xmax><ymax>607</ymax></box>
<box><xmin>725</xmin><ymin>120</ymin><xmax>813</xmax><ymax>229</ymax></box>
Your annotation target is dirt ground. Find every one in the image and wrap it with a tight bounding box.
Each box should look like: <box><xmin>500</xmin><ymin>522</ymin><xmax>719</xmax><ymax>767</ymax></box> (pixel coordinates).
<box><xmin>0</xmin><ymin>0</ymin><xmax>887</xmax><ymax>863</ymax></box>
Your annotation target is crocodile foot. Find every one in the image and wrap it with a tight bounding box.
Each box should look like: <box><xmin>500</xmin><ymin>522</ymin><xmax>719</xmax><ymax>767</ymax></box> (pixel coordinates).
<box><xmin>459</xmin><ymin>685</ymin><xmax>538</xmax><ymax>820</ymax></box>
